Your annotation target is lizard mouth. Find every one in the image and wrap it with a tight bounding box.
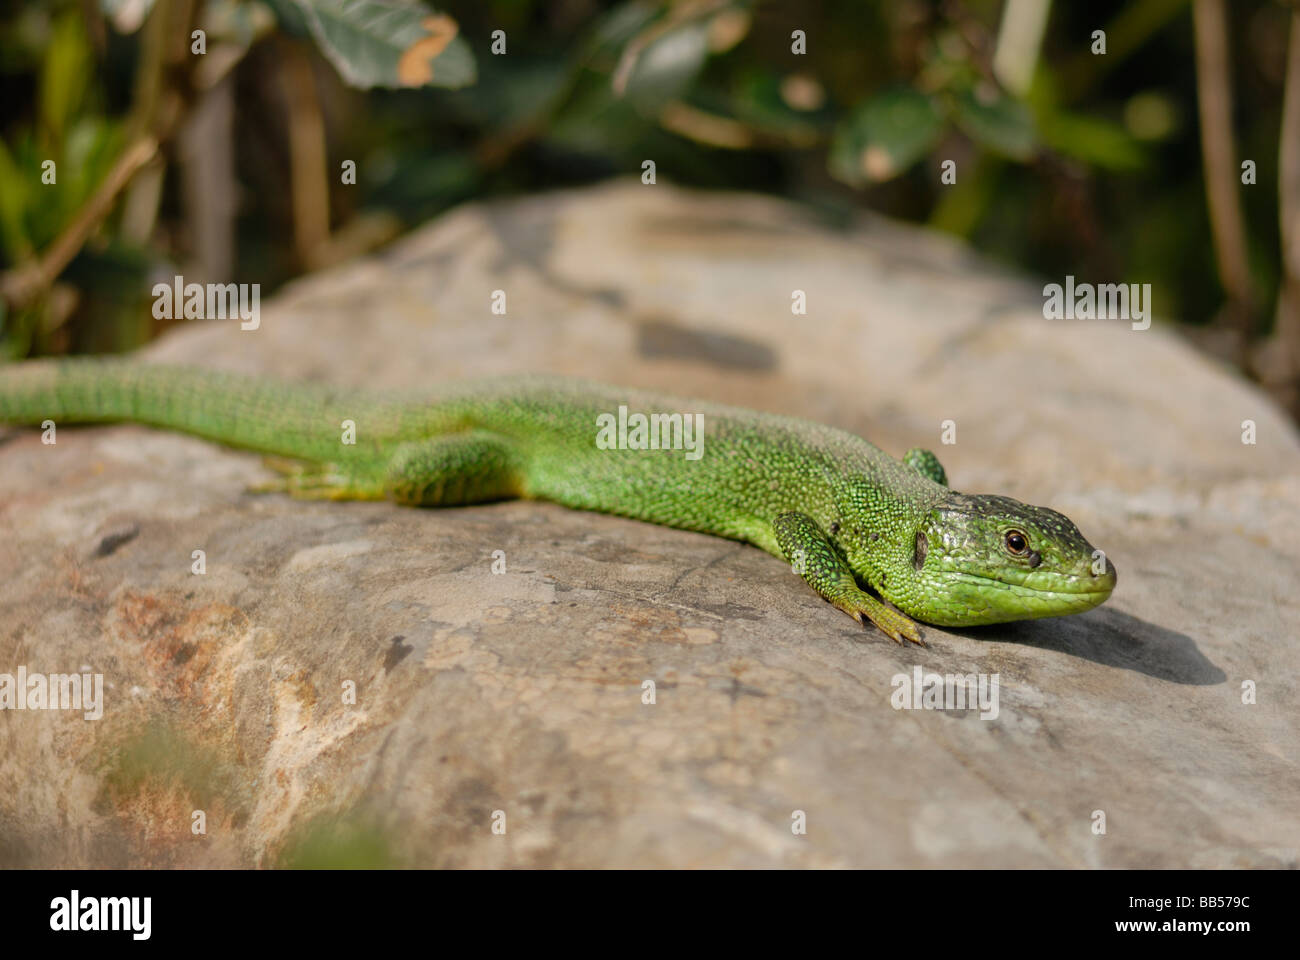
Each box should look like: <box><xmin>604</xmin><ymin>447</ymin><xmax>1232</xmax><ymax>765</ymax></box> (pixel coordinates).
<box><xmin>906</xmin><ymin>568</ymin><xmax>1116</xmax><ymax>626</ymax></box>
<box><xmin>949</xmin><ymin>571</ymin><xmax>1116</xmax><ymax>604</ymax></box>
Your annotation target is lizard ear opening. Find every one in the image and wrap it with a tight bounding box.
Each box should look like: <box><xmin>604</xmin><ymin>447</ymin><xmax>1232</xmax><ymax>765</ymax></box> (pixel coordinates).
<box><xmin>913</xmin><ymin>531</ymin><xmax>928</xmax><ymax>571</ymax></box>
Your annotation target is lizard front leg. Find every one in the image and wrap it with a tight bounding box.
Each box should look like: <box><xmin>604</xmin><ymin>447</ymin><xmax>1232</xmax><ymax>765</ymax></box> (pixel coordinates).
<box><xmin>772</xmin><ymin>511</ymin><xmax>924</xmax><ymax>645</ymax></box>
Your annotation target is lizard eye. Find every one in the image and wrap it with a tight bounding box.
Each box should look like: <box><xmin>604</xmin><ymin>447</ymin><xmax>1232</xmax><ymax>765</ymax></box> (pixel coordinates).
<box><xmin>1004</xmin><ymin>530</ymin><xmax>1029</xmax><ymax>555</ymax></box>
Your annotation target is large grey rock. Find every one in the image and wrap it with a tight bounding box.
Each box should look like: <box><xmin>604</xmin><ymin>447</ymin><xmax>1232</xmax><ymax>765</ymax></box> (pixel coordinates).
<box><xmin>1</xmin><ymin>181</ymin><xmax>1297</xmax><ymax>867</ymax></box>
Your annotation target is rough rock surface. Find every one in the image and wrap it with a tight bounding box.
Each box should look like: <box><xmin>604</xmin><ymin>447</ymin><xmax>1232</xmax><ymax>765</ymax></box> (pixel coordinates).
<box><xmin>1</xmin><ymin>181</ymin><xmax>1297</xmax><ymax>868</ymax></box>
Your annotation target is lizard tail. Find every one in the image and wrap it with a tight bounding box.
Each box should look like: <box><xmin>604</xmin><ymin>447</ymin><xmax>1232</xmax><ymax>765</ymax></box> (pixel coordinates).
<box><xmin>0</xmin><ymin>357</ymin><xmax>407</xmax><ymax>463</ymax></box>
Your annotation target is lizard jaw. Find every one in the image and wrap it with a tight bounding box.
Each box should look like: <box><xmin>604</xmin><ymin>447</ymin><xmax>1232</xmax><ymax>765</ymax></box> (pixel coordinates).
<box><xmin>920</xmin><ymin>567</ymin><xmax>1116</xmax><ymax>625</ymax></box>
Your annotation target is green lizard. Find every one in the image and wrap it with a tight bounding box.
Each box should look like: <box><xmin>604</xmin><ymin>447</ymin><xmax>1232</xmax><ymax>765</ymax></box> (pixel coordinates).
<box><xmin>0</xmin><ymin>359</ymin><xmax>1116</xmax><ymax>643</ymax></box>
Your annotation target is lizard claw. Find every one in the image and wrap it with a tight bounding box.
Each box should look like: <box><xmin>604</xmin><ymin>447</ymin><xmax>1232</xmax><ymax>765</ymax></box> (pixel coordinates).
<box><xmin>858</xmin><ymin>609</ymin><xmax>926</xmax><ymax>646</ymax></box>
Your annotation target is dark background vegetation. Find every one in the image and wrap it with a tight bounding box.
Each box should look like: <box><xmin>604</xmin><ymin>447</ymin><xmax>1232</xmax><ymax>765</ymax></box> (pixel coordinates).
<box><xmin>2</xmin><ymin>0</ymin><xmax>1299</xmax><ymax>417</ymax></box>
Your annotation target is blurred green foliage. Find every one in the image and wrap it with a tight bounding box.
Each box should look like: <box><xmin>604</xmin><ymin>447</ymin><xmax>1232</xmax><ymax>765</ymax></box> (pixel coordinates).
<box><xmin>277</xmin><ymin>811</ymin><xmax>401</xmax><ymax>869</ymax></box>
<box><xmin>0</xmin><ymin>0</ymin><xmax>1292</xmax><ymax>367</ymax></box>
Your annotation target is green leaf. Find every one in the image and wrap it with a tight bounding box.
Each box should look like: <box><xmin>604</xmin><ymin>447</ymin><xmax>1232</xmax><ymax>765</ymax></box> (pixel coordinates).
<box><xmin>950</xmin><ymin>87</ymin><xmax>1036</xmax><ymax>161</ymax></box>
<box><xmin>547</xmin><ymin>73</ymin><xmax>646</xmax><ymax>156</ymax></box>
<box><xmin>264</xmin><ymin>0</ymin><xmax>312</xmax><ymax>37</ymax></box>
<box><xmin>0</xmin><ymin>138</ymin><xmax>33</xmax><ymax>264</ymax></box>
<box><xmin>203</xmin><ymin>0</ymin><xmax>277</xmax><ymax>48</ymax></box>
<box><xmin>63</xmin><ymin>117</ymin><xmax>126</xmax><ymax>220</ymax></box>
<box><xmin>731</xmin><ymin>70</ymin><xmax>827</xmax><ymax>137</ymax></box>
<box><xmin>618</xmin><ymin>20</ymin><xmax>711</xmax><ymax>111</ymax></box>
<box><xmin>292</xmin><ymin>0</ymin><xmax>476</xmax><ymax>89</ymax></box>
<box><xmin>39</xmin><ymin>13</ymin><xmax>93</xmax><ymax>147</ymax></box>
<box><xmin>1040</xmin><ymin>110</ymin><xmax>1146</xmax><ymax>170</ymax></box>
<box><xmin>829</xmin><ymin>87</ymin><xmax>944</xmax><ymax>185</ymax></box>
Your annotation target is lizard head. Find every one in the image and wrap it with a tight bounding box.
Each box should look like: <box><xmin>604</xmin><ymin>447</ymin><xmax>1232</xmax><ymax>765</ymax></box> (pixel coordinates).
<box><xmin>878</xmin><ymin>493</ymin><xmax>1117</xmax><ymax>627</ymax></box>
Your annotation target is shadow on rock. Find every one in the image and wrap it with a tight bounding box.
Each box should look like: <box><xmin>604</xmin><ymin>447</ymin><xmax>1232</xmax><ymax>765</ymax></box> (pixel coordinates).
<box><xmin>951</xmin><ymin>607</ymin><xmax>1224</xmax><ymax>685</ymax></box>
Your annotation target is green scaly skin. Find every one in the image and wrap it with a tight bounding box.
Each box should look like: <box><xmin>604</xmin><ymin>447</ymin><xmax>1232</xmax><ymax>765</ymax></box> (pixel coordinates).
<box><xmin>0</xmin><ymin>359</ymin><xmax>1117</xmax><ymax>643</ymax></box>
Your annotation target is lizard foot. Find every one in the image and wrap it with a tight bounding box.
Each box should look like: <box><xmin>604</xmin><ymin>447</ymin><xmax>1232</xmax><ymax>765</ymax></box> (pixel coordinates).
<box><xmin>248</xmin><ymin>458</ymin><xmax>384</xmax><ymax>501</ymax></box>
<box><xmin>845</xmin><ymin>597</ymin><xmax>925</xmax><ymax>646</ymax></box>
